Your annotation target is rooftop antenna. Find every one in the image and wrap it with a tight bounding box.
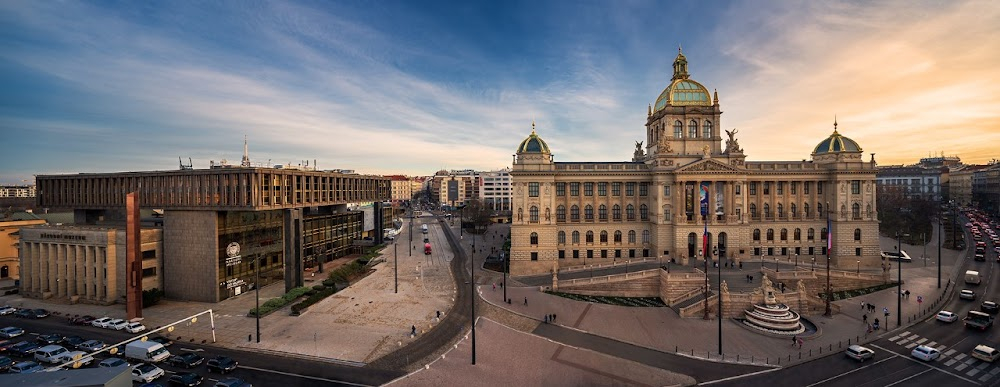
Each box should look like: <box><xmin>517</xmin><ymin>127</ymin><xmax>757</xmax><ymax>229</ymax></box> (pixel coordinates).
<box><xmin>241</xmin><ymin>135</ymin><xmax>251</xmax><ymax>167</ymax></box>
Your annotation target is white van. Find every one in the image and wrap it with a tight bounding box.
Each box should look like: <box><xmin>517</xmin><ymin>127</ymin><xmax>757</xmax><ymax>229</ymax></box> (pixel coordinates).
<box><xmin>973</xmin><ymin>345</ymin><xmax>1000</xmax><ymax>362</ymax></box>
<box><xmin>966</xmin><ymin>270</ymin><xmax>982</xmax><ymax>285</ymax></box>
<box><xmin>34</xmin><ymin>344</ymin><xmax>69</xmax><ymax>364</ymax></box>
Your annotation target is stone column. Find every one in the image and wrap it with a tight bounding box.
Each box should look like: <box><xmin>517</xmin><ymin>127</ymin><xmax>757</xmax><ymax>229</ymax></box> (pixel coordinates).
<box><xmin>84</xmin><ymin>245</ymin><xmax>93</xmax><ymax>301</ymax></box>
<box><xmin>96</xmin><ymin>247</ymin><xmax>106</xmax><ymax>301</ymax></box>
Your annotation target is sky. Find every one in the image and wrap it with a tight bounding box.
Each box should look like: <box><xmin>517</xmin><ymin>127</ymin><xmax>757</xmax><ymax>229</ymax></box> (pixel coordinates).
<box><xmin>1</xmin><ymin>0</ymin><xmax>999</xmax><ymax>184</ymax></box>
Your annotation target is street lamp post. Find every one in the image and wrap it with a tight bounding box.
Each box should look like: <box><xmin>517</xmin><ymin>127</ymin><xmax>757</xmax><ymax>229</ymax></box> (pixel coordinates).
<box><xmin>896</xmin><ymin>231</ymin><xmax>908</xmax><ymax>328</ymax></box>
<box><xmin>409</xmin><ymin>214</ymin><xmax>412</xmax><ymax>257</ymax></box>
<box><xmin>394</xmin><ymin>239</ymin><xmax>398</xmax><ymax>294</ymax></box>
<box><xmin>702</xmin><ymin>248</ymin><xmax>708</xmax><ymax>320</ymax></box>
<box><xmin>812</xmin><ymin>257</ymin><xmax>815</xmax><ymax>272</ymax></box>
<box><xmin>938</xmin><ymin>215</ymin><xmax>942</xmax><ymax>288</ymax></box>
<box><xmin>255</xmin><ymin>252</ymin><xmax>260</xmax><ymax>343</ymax></box>
<box><xmin>471</xmin><ymin>238</ymin><xmax>476</xmax><ymax>364</ymax></box>
<box><xmin>824</xmin><ymin>201</ymin><xmax>832</xmax><ymax>317</ymax></box>
<box><xmin>717</xmin><ymin>249</ymin><xmax>722</xmax><ymax>355</ymax></box>
<box><xmin>795</xmin><ymin>254</ymin><xmax>799</xmax><ymax>269</ymax></box>
<box><xmin>775</xmin><ymin>256</ymin><xmax>779</xmax><ymax>272</ymax></box>
<box><xmin>857</xmin><ymin>260</ymin><xmax>860</xmax><ymax>274</ymax></box>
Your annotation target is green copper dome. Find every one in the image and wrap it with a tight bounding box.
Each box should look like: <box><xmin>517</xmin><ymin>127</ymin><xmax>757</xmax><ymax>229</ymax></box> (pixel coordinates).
<box><xmin>653</xmin><ymin>48</ymin><xmax>713</xmax><ymax>112</ymax></box>
<box><xmin>517</xmin><ymin>125</ymin><xmax>550</xmax><ymax>154</ymax></box>
<box><xmin>813</xmin><ymin>122</ymin><xmax>862</xmax><ymax>155</ymax></box>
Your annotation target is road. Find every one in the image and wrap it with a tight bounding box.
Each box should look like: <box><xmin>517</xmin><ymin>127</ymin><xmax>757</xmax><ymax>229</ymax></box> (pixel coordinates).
<box><xmin>711</xmin><ymin>214</ymin><xmax>1000</xmax><ymax>387</ymax></box>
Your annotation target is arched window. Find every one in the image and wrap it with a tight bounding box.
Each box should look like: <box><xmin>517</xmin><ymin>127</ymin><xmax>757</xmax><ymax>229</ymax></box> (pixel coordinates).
<box><xmin>586</xmin><ymin>231</ymin><xmax>594</xmax><ymax>243</ymax></box>
<box><xmin>794</xmin><ymin>228</ymin><xmax>801</xmax><ymax>241</ymax></box>
<box><xmin>852</xmin><ymin>203</ymin><xmax>860</xmax><ymax>219</ymax></box>
<box><xmin>750</xmin><ymin>203</ymin><xmax>757</xmax><ymax>218</ymax></box>
<box><xmin>628</xmin><ymin>230</ymin><xmax>637</xmax><ymax>244</ymax></box>
<box><xmin>556</xmin><ymin>205</ymin><xmax>566</xmax><ymax>222</ymax></box>
<box><xmin>703</xmin><ymin>120</ymin><xmax>712</xmax><ymax>139</ymax></box>
<box><xmin>614</xmin><ymin>230</ymin><xmax>622</xmax><ymax>243</ymax></box>
<box><xmin>530</xmin><ymin>206</ymin><xmax>539</xmax><ymax>223</ymax></box>
<box><xmin>600</xmin><ymin>230</ymin><xmax>608</xmax><ymax>243</ymax></box>
<box><xmin>640</xmin><ymin>204</ymin><xmax>649</xmax><ymax>221</ymax></box>
<box><xmin>689</xmin><ymin>120</ymin><xmax>698</xmax><ymax>138</ymax></box>
<box><xmin>753</xmin><ymin>229</ymin><xmax>761</xmax><ymax>241</ymax></box>
<box><xmin>767</xmin><ymin>229</ymin><xmax>774</xmax><ymax>241</ymax></box>
<box><xmin>777</xmin><ymin>204</ymin><xmax>784</xmax><ymax>218</ymax></box>
<box><xmin>780</xmin><ymin>229</ymin><xmax>788</xmax><ymax>241</ymax></box>
<box><xmin>643</xmin><ymin>230</ymin><xmax>651</xmax><ymax>243</ymax></box>
<box><xmin>613</xmin><ymin>205</ymin><xmax>622</xmax><ymax>221</ymax></box>
<box><xmin>558</xmin><ymin>231</ymin><xmax>566</xmax><ymax>244</ymax></box>
<box><xmin>585</xmin><ymin>205</ymin><xmax>594</xmax><ymax>221</ymax></box>
<box><xmin>854</xmin><ymin>228</ymin><xmax>862</xmax><ymax>241</ymax></box>
<box><xmin>808</xmin><ymin>228</ymin><xmax>815</xmax><ymax>240</ymax></box>
<box><xmin>821</xmin><ymin>228</ymin><xmax>828</xmax><ymax>240</ymax></box>
<box><xmin>530</xmin><ymin>232</ymin><xmax>538</xmax><ymax>245</ymax></box>
<box><xmin>804</xmin><ymin>203</ymin><xmax>810</xmax><ymax>218</ymax></box>
<box><xmin>571</xmin><ymin>205</ymin><xmax>580</xmax><ymax>222</ymax></box>
<box><xmin>599</xmin><ymin>205</ymin><xmax>608</xmax><ymax>221</ymax></box>
<box><xmin>817</xmin><ymin>203</ymin><xmax>823</xmax><ymax>216</ymax></box>
<box><xmin>763</xmin><ymin>204</ymin><xmax>771</xmax><ymax>218</ymax></box>
<box><xmin>791</xmin><ymin>204</ymin><xmax>797</xmax><ymax>218</ymax></box>
<box><xmin>572</xmin><ymin>231</ymin><xmax>580</xmax><ymax>244</ymax></box>
<box><xmin>674</xmin><ymin>120</ymin><xmax>683</xmax><ymax>138</ymax></box>
<box><xmin>626</xmin><ymin>204</ymin><xmax>636</xmax><ymax>221</ymax></box>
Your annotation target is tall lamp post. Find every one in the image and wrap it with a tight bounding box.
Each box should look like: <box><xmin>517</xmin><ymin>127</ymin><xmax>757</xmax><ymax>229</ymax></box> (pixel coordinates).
<box><xmin>716</xmin><ymin>247</ymin><xmax>722</xmax><ymax>355</ymax></box>
<box><xmin>775</xmin><ymin>256</ymin><xmax>779</xmax><ymax>272</ymax></box>
<box><xmin>795</xmin><ymin>253</ymin><xmax>799</xmax><ymax>269</ymax></box>
<box><xmin>471</xmin><ymin>237</ymin><xmax>476</xmax><ymax>364</ymax></box>
<box><xmin>255</xmin><ymin>251</ymin><xmax>260</xmax><ymax>343</ymax></box>
<box><xmin>824</xmin><ymin>201</ymin><xmax>832</xmax><ymax>317</ymax></box>
<box><xmin>394</xmin><ymin>239</ymin><xmax>398</xmax><ymax>294</ymax></box>
<box><xmin>938</xmin><ymin>215</ymin><xmax>942</xmax><ymax>288</ymax></box>
<box><xmin>408</xmin><ymin>214</ymin><xmax>412</xmax><ymax>257</ymax></box>
<box><xmin>896</xmin><ymin>231</ymin><xmax>909</xmax><ymax>328</ymax></box>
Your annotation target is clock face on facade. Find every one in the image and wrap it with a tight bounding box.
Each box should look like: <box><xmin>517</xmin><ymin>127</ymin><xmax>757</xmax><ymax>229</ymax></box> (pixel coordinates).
<box><xmin>226</xmin><ymin>242</ymin><xmax>240</xmax><ymax>258</ymax></box>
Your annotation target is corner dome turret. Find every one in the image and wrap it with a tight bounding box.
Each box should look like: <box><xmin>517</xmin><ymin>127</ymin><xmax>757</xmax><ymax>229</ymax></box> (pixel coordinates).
<box><xmin>517</xmin><ymin>123</ymin><xmax>551</xmax><ymax>154</ymax></box>
<box><xmin>812</xmin><ymin>120</ymin><xmax>862</xmax><ymax>155</ymax></box>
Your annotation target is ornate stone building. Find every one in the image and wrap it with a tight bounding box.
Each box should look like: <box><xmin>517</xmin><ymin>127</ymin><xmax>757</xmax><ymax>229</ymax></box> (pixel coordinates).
<box><xmin>510</xmin><ymin>50</ymin><xmax>879</xmax><ymax>276</ymax></box>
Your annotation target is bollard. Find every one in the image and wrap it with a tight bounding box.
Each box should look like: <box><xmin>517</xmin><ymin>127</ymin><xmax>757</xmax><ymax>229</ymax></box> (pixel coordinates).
<box><xmin>798</xmin><ymin>352</ymin><xmax>801</xmax><ymax>359</ymax></box>
<box><xmin>722</xmin><ymin>354</ymin><xmax>725</xmax><ymax>361</ymax></box>
<box><xmin>819</xmin><ymin>347</ymin><xmax>822</xmax><ymax>354</ymax></box>
<box><xmin>737</xmin><ymin>354</ymin><xmax>740</xmax><ymax>362</ymax></box>
<box><xmin>675</xmin><ymin>346</ymin><xmax>678</xmax><ymax>353</ymax></box>
<box><xmin>691</xmin><ymin>349</ymin><xmax>694</xmax><ymax>356</ymax></box>
<box><xmin>839</xmin><ymin>341</ymin><xmax>842</xmax><ymax>349</ymax></box>
<box><xmin>829</xmin><ymin>344</ymin><xmax>832</xmax><ymax>351</ymax></box>
<box><xmin>809</xmin><ymin>349</ymin><xmax>812</xmax><ymax>356</ymax></box>
<box><xmin>848</xmin><ymin>338</ymin><xmax>851</xmax><ymax>345</ymax></box>
<box><xmin>752</xmin><ymin>355</ymin><xmax>754</xmax><ymax>363</ymax></box>
<box><xmin>766</xmin><ymin>357</ymin><xmax>768</xmax><ymax>365</ymax></box>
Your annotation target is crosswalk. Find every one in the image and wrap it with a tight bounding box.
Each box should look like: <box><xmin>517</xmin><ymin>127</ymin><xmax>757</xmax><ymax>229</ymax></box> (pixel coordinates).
<box><xmin>888</xmin><ymin>331</ymin><xmax>1000</xmax><ymax>383</ymax></box>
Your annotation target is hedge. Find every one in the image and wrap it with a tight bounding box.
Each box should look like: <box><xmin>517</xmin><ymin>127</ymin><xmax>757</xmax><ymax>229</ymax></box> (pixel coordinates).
<box><xmin>291</xmin><ymin>287</ymin><xmax>337</xmax><ymax>314</ymax></box>
<box><xmin>248</xmin><ymin>286</ymin><xmax>310</xmax><ymax>317</ymax></box>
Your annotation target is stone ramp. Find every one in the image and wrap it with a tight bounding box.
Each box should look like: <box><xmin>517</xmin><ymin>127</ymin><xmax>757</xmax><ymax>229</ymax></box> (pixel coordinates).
<box><xmin>670</xmin><ymin>291</ymin><xmax>715</xmax><ymax>314</ymax></box>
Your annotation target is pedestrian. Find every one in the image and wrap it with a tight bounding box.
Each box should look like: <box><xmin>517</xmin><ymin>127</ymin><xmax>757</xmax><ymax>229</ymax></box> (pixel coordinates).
<box><xmin>863</xmin><ymin>314</ymin><xmax>868</xmax><ymax>324</ymax></box>
<box><xmin>524</xmin><ymin>297</ymin><xmax>528</xmax><ymax>306</ymax></box>
<box><xmin>437</xmin><ymin>310</ymin><xmax>441</xmax><ymax>319</ymax></box>
<box><xmin>792</xmin><ymin>335</ymin><xmax>797</xmax><ymax>347</ymax></box>
<box><xmin>905</xmin><ymin>290</ymin><xmax>910</xmax><ymax>299</ymax></box>
<box><xmin>750</xmin><ymin>275</ymin><xmax>754</xmax><ymax>282</ymax></box>
<box><xmin>553</xmin><ymin>313</ymin><xmax>557</xmax><ymax>322</ymax></box>
<box><xmin>544</xmin><ymin>315</ymin><xmax>548</xmax><ymax>323</ymax></box>
<box><xmin>411</xmin><ymin>325</ymin><xmax>417</xmax><ymax>336</ymax></box>
<box><xmin>739</xmin><ymin>261</ymin><xmax>743</xmax><ymax>270</ymax></box>
<box><xmin>492</xmin><ymin>283</ymin><xmax>496</xmax><ymax>291</ymax></box>
<box><xmin>861</xmin><ymin>301</ymin><xmax>866</xmax><ymax>311</ymax></box>
<box><xmin>500</xmin><ymin>282</ymin><xmax>503</xmax><ymax>289</ymax></box>
<box><xmin>797</xmin><ymin>337</ymin><xmax>803</xmax><ymax>349</ymax></box>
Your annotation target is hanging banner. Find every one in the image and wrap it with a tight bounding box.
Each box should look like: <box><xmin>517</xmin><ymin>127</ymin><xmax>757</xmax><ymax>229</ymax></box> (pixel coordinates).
<box><xmin>685</xmin><ymin>184</ymin><xmax>694</xmax><ymax>214</ymax></box>
<box><xmin>715</xmin><ymin>182</ymin><xmax>725</xmax><ymax>216</ymax></box>
<box><xmin>699</xmin><ymin>182</ymin><xmax>709</xmax><ymax>216</ymax></box>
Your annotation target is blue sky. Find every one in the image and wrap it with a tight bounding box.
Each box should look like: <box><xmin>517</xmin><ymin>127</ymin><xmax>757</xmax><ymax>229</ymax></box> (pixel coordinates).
<box><xmin>2</xmin><ymin>0</ymin><xmax>999</xmax><ymax>184</ymax></box>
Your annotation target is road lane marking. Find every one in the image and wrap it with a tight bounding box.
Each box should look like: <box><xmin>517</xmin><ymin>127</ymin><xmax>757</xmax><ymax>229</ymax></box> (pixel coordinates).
<box><xmin>916</xmin><ymin>338</ymin><xmax>928</xmax><ymax>344</ymax></box>
<box><xmin>890</xmin><ymin>334</ymin><xmax>903</xmax><ymax>341</ymax></box>
<box><xmin>908</xmin><ymin>334</ymin><xmax>921</xmax><ymax>340</ymax></box>
<box><xmin>898</xmin><ymin>339</ymin><xmax>911</xmax><ymax>345</ymax></box>
<box><xmin>698</xmin><ymin>368</ymin><xmax>782</xmax><ymax>385</ymax></box>
<box><xmin>957</xmin><ymin>364</ymin><xmax>969</xmax><ymax>371</ymax></box>
<box><xmin>240</xmin><ymin>365</ymin><xmax>372</xmax><ymax>386</ymax></box>
<box><xmin>871</xmin><ymin>344</ymin><xmax>981</xmax><ymax>385</ymax></box>
<box><xmin>966</xmin><ymin>358</ymin><xmax>977</xmax><ymax>365</ymax></box>
<box><xmin>804</xmin><ymin>356</ymin><xmax>897</xmax><ymax>387</ymax></box>
<box><xmin>906</xmin><ymin>343</ymin><xmax>918</xmax><ymax>349</ymax></box>
<box><xmin>927</xmin><ymin>341</ymin><xmax>937</xmax><ymax>347</ymax></box>
<box><xmin>980</xmin><ymin>373</ymin><xmax>993</xmax><ymax>382</ymax></box>
<box><xmin>956</xmin><ymin>353</ymin><xmax>968</xmax><ymax>360</ymax></box>
<box><xmin>945</xmin><ymin>359</ymin><xmax>958</xmax><ymax>366</ymax></box>
<box><xmin>884</xmin><ymin>369</ymin><xmax>932</xmax><ymax>387</ymax></box>
<box><xmin>969</xmin><ymin>368</ymin><xmax>981</xmax><ymax>376</ymax></box>
<box><xmin>978</xmin><ymin>363</ymin><xmax>990</xmax><ymax>370</ymax></box>
<box><xmin>991</xmin><ymin>368</ymin><xmax>1000</xmax><ymax>375</ymax></box>
<box><xmin>946</xmin><ymin>349</ymin><xmax>957</xmax><ymax>356</ymax></box>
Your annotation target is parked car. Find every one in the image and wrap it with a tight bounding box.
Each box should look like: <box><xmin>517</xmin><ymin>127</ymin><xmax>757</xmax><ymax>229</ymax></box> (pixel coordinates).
<box><xmin>36</xmin><ymin>333</ymin><xmax>64</xmax><ymax>345</ymax></box>
<box><xmin>9</xmin><ymin>360</ymin><xmax>45</xmax><ymax>373</ymax></box>
<box><xmin>0</xmin><ymin>306</ymin><xmax>16</xmax><ymax>315</ymax></box>
<box><xmin>845</xmin><ymin>345</ymin><xmax>875</xmax><ymax>362</ymax></box>
<box><xmin>125</xmin><ymin>322</ymin><xmax>147</xmax><ymax>333</ymax></box>
<box><xmin>91</xmin><ymin>317</ymin><xmax>113</xmax><ymax>328</ymax></box>
<box><xmin>0</xmin><ymin>355</ymin><xmax>14</xmax><ymax>372</ymax></box>
<box><xmin>961</xmin><ymin>289</ymin><xmax>977</xmax><ymax>300</ymax></box>
<box><xmin>9</xmin><ymin>341</ymin><xmax>41</xmax><ymax>357</ymax></box>
<box><xmin>132</xmin><ymin>363</ymin><xmax>166</xmax><ymax>383</ymax></box>
<box><xmin>912</xmin><ymin>345</ymin><xmax>941</xmax><ymax>361</ymax></box>
<box><xmin>0</xmin><ymin>326</ymin><xmax>25</xmax><ymax>339</ymax></box>
<box><xmin>99</xmin><ymin>357</ymin><xmax>129</xmax><ymax>368</ymax></box>
<box><xmin>215</xmin><ymin>377</ymin><xmax>252</xmax><ymax>387</ymax></box>
<box><xmin>56</xmin><ymin>350</ymin><xmax>95</xmax><ymax>367</ymax></box>
<box><xmin>63</xmin><ymin>335</ymin><xmax>86</xmax><ymax>349</ymax></box>
<box><xmin>168</xmin><ymin>372</ymin><xmax>204</xmax><ymax>387</ymax></box>
<box><xmin>206</xmin><ymin>356</ymin><xmax>238</xmax><ymax>374</ymax></box>
<box><xmin>14</xmin><ymin>309</ymin><xmax>33</xmax><ymax>319</ymax></box>
<box><xmin>30</xmin><ymin>309</ymin><xmax>49</xmax><ymax>319</ymax></box>
<box><xmin>149</xmin><ymin>336</ymin><xmax>173</xmax><ymax>347</ymax></box>
<box><xmin>167</xmin><ymin>352</ymin><xmax>204</xmax><ymax>368</ymax></box>
<box><xmin>983</xmin><ymin>301</ymin><xmax>1000</xmax><ymax>314</ymax></box>
<box><xmin>936</xmin><ymin>311</ymin><xmax>959</xmax><ymax>323</ymax></box>
<box><xmin>108</xmin><ymin>319</ymin><xmax>128</xmax><ymax>330</ymax></box>
<box><xmin>77</xmin><ymin>340</ymin><xmax>107</xmax><ymax>352</ymax></box>
<box><xmin>70</xmin><ymin>315</ymin><xmax>97</xmax><ymax>325</ymax></box>
<box><xmin>0</xmin><ymin>340</ymin><xmax>22</xmax><ymax>353</ymax></box>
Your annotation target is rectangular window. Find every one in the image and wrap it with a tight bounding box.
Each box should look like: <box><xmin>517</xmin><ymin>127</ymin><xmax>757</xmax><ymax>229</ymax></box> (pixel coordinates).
<box><xmin>570</xmin><ymin>183</ymin><xmax>580</xmax><ymax>196</ymax></box>
<box><xmin>753</xmin><ymin>247</ymin><xmax>761</xmax><ymax>256</ymax></box>
<box><xmin>142</xmin><ymin>250</ymin><xmax>156</xmax><ymax>259</ymax></box>
<box><xmin>615</xmin><ymin>249</ymin><xmax>622</xmax><ymax>258</ymax></box>
<box><xmin>573</xmin><ymin>250</ymin><xmax>579</xmax><ymax>259</ymax></box>
<box><xmin>559</xmin><ymin>250</ymin><xmax>565</xmax><ymax>259</ymax></box>
<box><xmin>601</xmin><ymin>250</ymin><xmax>608</xmax><ymax>258</ymax></box>
<box><xmin>735</xmin><ymin>208</ymin><xmax>741</xmax><ymax>219</ymax></box>
<box><xmin>808</xmin><ymin>247</ymin><xmax>814</xmax><ymax>255</ymax></box>
<box><xmin>791</xmin><ymin>182</ymin><xmax>797</xmax><ymax>195</ymax></box>
<box><xmin>639</xmin><ymin>182</ymin><xmax>648</xmax><ymax>196</ymax></box>
<box><xmin>587</xmin><ymin>250</ymin><xmax>593</xmax><ymax>259</ymax></box>
<box><xmin>598</xmin><ymin>182</ymin><xmax>607</xmax><ymax>196</ymax></box>
<box><xmin>142</xmin><ymin>267</ymin><xmax>157</xmax><ymax>277</ymax></box>
<box><xmin>528</xmin><ymin>182</ymin><xmax>539</xmax><ymax>197</ymax></box>
<box><xmin>629</xmin><ymin>249</ymin><xmax>636</xmax><ymax>258</ymax></box>
<box><xmin>822</xmin><ymin>247</ymin><xmax>828</xmax><ymax>255</ymax></box>
<box><xmin>804</xmin><ymin>182</ymin><xmax>810</xmax><ymax>194</ymax></box>
<box><xmin>531</xmin><ymin>252</ymin><xmax>538</xmax><ymax>261</ymax></box>
<box><xmin>664</xmin><ymin>185</ymin><xmax>671</xmax><ymax>196</ymax></box>
<box><xmin>818</xmin><ymin>182</ymin><xmax>824</xmax><ymax>194</ymax></box>
<box><xmin>749</xmin><ymin>182</ymin><xmax>757</xmax><ymax>195</ymax></box>
<box><xmin>852</xmin><ymin>180</ymin><xmax>861</xmax><ymax>195</ymax></box>
<box><xmin>855</xmin><ymin>248</ymin><xmax>862</xmax><ymax>256</ymax></box>
<box><xmin>584</xmin><ymin>183</ymin><xmax>594</xmax><ymax>196</ymax></box>
<box><xmin>763</xmin><ymin>182</ymin><xmax>770</xmax><ymax>195</ymax></box>
<box><xmin>735</xmin><ymin>184</ymin><xmax>741</xmax><ymax>195</ymax></box>
<box><xmin>556</xmin><ymin>183</ymin><xmax>566</xmax><ymax>196</ymax></box>
<box><xmin>612</xmin><ymin>182</ymin><xmax>622</xmax><ymax>196</ymax></box>
<box><xmin>777</xmin><ymin>182</ymin><xmax>784</xmax><ymax>195</ymax></box>
<box><xmin>626</xmin><ymin>182</ymin><xmax>636</xmax><ymax>196</ymax></box>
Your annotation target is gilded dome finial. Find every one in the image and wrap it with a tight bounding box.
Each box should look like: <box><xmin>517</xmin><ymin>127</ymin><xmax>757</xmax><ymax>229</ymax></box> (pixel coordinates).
<box><xmin>833</xmin><ymin>115</ymin><xmax>838</xmax><ymax>134</ymax></box>
<box><xmin>531</xmin><ymin>119</ymin><xmax>536</xmax><ymax>134</ymax></box>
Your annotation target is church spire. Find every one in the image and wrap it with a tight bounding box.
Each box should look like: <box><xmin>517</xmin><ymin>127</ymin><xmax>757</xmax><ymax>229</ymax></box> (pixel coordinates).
<box><xmin>672</xmin><ymin>45</ymin><xmax>689</xmax><ymax>80</ymax></box>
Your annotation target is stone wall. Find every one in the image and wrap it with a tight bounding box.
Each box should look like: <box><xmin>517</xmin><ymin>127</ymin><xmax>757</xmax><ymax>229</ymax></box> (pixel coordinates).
<box><xmin>163</xmin><ymin>210</ymin><xmax>218</xmax><ymax>302</ymax></box>
<box><xmin>556</xmin><ymin>270</ymin><xmax>660</xmax><ymax>297</ymax></box>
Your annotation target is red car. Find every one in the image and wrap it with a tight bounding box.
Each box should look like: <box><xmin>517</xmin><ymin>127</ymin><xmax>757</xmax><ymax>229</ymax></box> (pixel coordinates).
<box><xmin>69</xmin><ymin>315</ymin><xmax>97</xmax><ymax>325</ymax></box>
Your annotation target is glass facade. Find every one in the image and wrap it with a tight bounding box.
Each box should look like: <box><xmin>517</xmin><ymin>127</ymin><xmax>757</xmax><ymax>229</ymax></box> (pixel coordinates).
<box><xmin>217</xmin><ymin>211</ymin><xmax>284</xmax><ymax>301</ymax></box>
<box><xmin>304</xmin><ymin>212</ymin><xmax>364</xmax><ymax>270</ymax></box>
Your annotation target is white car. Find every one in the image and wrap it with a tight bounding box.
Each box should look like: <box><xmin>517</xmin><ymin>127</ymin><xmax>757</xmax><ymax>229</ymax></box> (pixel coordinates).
<box><xmin>0</xmin><ymin>326</ymin><xmax>25</xmax><ymax>338</ymax></box>
<box><xmin>912</xmin><ymin>345</ymin><xmax>941</xmax><ymax>361</ymax></box>
<box><xmin>125</xmin><ymin>322</ymin><xmax>146</xmax><ymax>333</ymax></box>
<box><xmin>936</xmin><ymin>310</ymin><xmax>958</xmax><ymax>323</ymax></box>
<box><xmin>108</xmin><ymin>319</ymin><xmax>128</xmax><ymax>330</ymax></box>
<box><xmin>961</xmin><ymin>290</ymin><xmax>977</xmax><ymax>300</ymax></box>
<box><xmin>0</xmin><ymin>306</ymin><xmax>16</xmax><ymax>315</ymax></box>
<box><xmin>56</xmin><ymin>351</ymin><xmax>95</xmax><ymax>367</ymax></box>
<box><xmin>131</xmin><ymin>363</ymin><xmax>165</xmax><ymax>383</ymax></box>
<box><xmin>91</xmin><ymin>317</ymin><xmax>113</xmax><ymax>328</ymax></box>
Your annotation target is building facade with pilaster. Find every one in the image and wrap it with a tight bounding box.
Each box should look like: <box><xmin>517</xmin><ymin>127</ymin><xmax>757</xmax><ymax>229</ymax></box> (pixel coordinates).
<box><xmin>510</xmin><ymin>50</ymin><xmax>880</xmax><ymax>276</ymax></box>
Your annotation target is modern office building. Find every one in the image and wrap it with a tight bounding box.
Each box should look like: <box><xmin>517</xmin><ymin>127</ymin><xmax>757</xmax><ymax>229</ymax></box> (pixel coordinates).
<box><xmin>0</xmin><ymin>185</ymin><xmax>36</xmax><ymax>198</ymax></box>
<box><xmin>973</xmin><ymin>162</ymin><xmax>1000</xmax><ymax>216</ymax></box>
<box><xmin>24</xmin><ymin>166</ymin><xmax>390</xmax><ymax>302</ymax></box>
<box><xmin>480</xmin><ymin>168</ymin><xmax>512</xmax><ymax>212</ymax></box>
<box><xmin>509</xmin><ymin>50</ymin><xmax>880</xmax><ymax>276</ymax></box>
<box><xmin>876</xmin><ymin>165</ymin><xmax>944</xmax><ymax>202</ymax></box>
